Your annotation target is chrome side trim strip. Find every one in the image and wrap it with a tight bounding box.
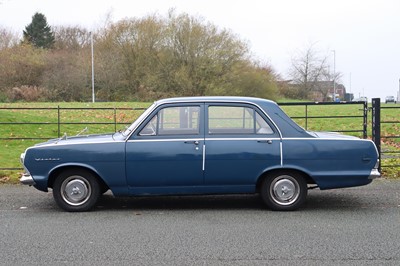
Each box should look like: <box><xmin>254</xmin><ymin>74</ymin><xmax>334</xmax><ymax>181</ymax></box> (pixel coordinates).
<box><xmin>26</xmin><ymin>141</ymin><xmax>125</xmax><ymax>149</ymax></box>
<box><xmin>205</xmin><ymin>137</ymin><xmax>281</xmax><ymax>141</ymax></box>
<box><xmin>280</xmin><ymin>141</ymin><xmax>283</xmax><ymax>166</ymax></box>
<box><xmin>282</xmin><ymin>137</ymin><xmax>372</xmax><ymax>141</ymax></box>
<box><xmin>128</xmin><ymin>138</ymin><xmax>281</xmax><ymax>143</ymax></box>
<box><xmin>128</xmin><ymin>139</ymin><xmax>203</xmax><ymax>143</ymax></box>
<box><xmin>202</xmin><ymin>144</ymin><xmax>206</xmax><ymax>171</ymax></box>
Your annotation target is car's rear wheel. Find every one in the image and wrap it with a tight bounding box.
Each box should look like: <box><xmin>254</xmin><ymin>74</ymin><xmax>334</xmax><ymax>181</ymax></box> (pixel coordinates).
<box><xmin>260</xmin><ymin>171</ymin><xmax>307</xmax><ymax>211</ymax></box>
<box><xmin>53</xmin><ymin>169</ymin><xmax>100</xmax><ymax>212</ymax></box>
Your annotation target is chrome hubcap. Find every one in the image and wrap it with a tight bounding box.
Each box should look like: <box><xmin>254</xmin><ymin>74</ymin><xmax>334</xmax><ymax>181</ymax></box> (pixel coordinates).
<box><xmin>270</xmin><ymin>176</ymin><xmax>300</xmax><ymax>206</ymax></box>
<box><xmin>61</xmin><ymin>176</ymin><xmax>91</xmax><ymax>206</ymax></box>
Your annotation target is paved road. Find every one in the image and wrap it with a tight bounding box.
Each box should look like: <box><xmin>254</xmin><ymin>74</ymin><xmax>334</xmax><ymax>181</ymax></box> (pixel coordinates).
<box><xmin>1</xmin><ymin>179</ymin><xmax>400</xmax><ymax>265</ymax></box>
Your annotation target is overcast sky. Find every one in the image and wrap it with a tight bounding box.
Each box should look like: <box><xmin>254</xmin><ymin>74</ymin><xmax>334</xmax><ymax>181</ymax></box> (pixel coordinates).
<box><xmin>1</xmin><ymin>0</ymin><xmax>399</xmax><ymax>101</ymax></box>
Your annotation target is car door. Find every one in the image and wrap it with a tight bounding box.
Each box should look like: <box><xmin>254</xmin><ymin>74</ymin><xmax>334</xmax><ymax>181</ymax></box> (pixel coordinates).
<box><xmin>125</xmin><ymin>103</ymin><xmax>205</xmax><ymax>191</ymax></box>
<box><xmin>204</xmin><ymin>103</ymin><xmax>281</xmax><ymax>186</ymax></box>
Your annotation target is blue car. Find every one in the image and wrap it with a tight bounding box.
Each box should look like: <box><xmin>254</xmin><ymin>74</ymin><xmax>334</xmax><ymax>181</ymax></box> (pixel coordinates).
<box><xmin>20</xmin><ymin>97</ymin><xmax>380</xmax><ymax>211</ymax></box>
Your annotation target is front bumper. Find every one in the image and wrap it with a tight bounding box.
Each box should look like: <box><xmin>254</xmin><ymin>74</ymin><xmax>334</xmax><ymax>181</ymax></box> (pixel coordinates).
<box><xmin>20</xmin><ymin>174</ymin><xmax>36</xmax><ymax>186</ymax></box>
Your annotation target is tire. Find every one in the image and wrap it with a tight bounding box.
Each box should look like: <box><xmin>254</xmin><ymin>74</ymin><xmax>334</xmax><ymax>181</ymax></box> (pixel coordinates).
<box><xmin>260</xmin><ymin>171</ymin><xmax>307</xmax><ymax>211</ymax></box>
<box><xmin>53</xmin><ymin>169</ymin><xmax>100</xmax><ymax>212</ymax></box>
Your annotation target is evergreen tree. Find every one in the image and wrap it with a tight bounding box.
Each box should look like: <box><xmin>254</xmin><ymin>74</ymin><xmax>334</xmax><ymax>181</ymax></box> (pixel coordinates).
<box><xmin>23</xmin><ymin>12</ymin><xmax>55</xmax><ymax>49</ymax></box>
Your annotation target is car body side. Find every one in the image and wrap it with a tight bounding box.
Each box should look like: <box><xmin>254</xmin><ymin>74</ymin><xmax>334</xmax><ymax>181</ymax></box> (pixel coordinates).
<box><xmin>22</xmin><ymin>97</ymin><xmax>379</xmax><ymax>197</ymax></box>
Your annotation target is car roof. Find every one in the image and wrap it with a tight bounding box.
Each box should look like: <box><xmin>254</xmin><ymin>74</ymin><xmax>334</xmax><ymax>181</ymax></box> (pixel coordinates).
<box><xmin>151</xmin><ymin>96</ymin><xmax>311</xmax><ymax>138</ymax></box>
<box><xmin>154</xmin><ymin>96</ymin><xmax>277</xmax><ymax>106</ymax></box>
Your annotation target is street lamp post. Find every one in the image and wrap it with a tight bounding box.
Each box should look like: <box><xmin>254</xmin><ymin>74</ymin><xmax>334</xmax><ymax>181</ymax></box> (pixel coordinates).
<box><xmin>91</xmin><ymin>31</ymin><xmax>95</xmax><ymax>103</ymax></box>
<box><xmin>398</xmin><ymin>78</ymin><xmax>400</xmax><ymax>103</ymax></box>
<box><xmin>332</xmin><ymin>50</ymin><xmax>336</xmax><ymax>102</ymax></box>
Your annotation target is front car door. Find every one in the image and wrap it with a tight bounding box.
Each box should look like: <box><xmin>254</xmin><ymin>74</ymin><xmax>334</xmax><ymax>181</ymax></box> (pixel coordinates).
<box><xmin>125</xmin><ymin>103</ymin><xmax>205</xmax><ymax>194</ymax></box>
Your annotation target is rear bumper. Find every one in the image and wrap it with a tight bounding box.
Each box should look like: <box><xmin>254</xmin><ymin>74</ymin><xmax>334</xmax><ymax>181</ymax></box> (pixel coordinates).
<box><xmin>368</xmin><ymin>168</ymin><xmax>381</xmax><ymax>180</ymax></box>
<box><xmin>20</xmin><ymin>174</ymin><xmax>36</xmax><ymax>186</ymax></box>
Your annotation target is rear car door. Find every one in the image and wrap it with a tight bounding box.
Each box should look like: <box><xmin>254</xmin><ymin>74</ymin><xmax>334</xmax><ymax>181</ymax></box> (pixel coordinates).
<box><xmin>204</xmin><ymin>103</ymin><xmax>281</xmax><ymax>186</ymax></box>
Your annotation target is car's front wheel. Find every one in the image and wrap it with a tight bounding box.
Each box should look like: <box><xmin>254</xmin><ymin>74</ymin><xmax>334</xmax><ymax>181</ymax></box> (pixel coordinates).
<box><xmin>260</xmin><ymin>171</ymin><xmax>307</xmax><ymax>211</ymax></box>
<box><xmin>53</xmin><ymin>169</ymin><xmax>100</xmax><ymax>212</ymax></box>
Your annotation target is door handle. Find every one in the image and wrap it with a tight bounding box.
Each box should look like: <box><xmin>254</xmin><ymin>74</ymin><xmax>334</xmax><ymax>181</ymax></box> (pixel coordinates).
<box><xmin>184</xmin><ymin>140</ymin><xmax>199</xmax><ymax>145</ymax></box>
<box><xmin>257</xmin><ymin>140</ymin><xmax>272</xmax><ymax>144</ymax></box>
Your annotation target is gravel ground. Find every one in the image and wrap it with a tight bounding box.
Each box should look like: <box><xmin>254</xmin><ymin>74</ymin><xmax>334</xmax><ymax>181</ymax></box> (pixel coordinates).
<box><xmin>0</xmin><ymin>179</ymin><xmax>399</xmax><ymax>265</ymax></box>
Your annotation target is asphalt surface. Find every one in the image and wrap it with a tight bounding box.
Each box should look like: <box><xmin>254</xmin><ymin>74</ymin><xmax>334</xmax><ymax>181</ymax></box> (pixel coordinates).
<box><xmin>1</xmin><ymin>179</ymin><xmax>400</xmax><ymax>265</ymax></box>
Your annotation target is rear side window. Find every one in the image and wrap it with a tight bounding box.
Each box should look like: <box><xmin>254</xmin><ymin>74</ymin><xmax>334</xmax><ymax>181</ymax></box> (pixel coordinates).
<box><xmin>208</xmin><ymin>106</ymin><xmax>273</xmax><ymax>135</ymax></box>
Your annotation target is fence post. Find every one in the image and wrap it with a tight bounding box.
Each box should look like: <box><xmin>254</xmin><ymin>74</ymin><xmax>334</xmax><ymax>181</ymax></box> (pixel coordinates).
<box><xmin>305</xmin><ymin>104</ymin><xmax>308</xmax><ymax>130</ymax></box>
<box><xmin>114</xmin><ymin>108</ymin><xmax>117</xmax><ymax>132</ymax></box>
<box><xmin>371</xmin><ymin>98</ymin><xmax>381</xmax><ymax>171</ymax></box>
<box><xmin>57</xmin><ymin>105</ymin><xmax>61</xmax><ymax>138</ymax></box>
<box><xmin>363</xmin><ymin>101</ymin><xmax>368</xmax><ymax>139</ymax></box>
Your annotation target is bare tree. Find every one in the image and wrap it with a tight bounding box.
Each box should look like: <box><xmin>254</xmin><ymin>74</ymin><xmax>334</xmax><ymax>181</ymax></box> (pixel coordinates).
<box><xmin>289</xmin><ymin>43</ymin><xmax>329</xmax><ymax>99</ymax></box>
<box><xmin>53</xmin><ymin>25</ymin><xmax>91</xmax><ymax>50</ymax></box>
<box><xmin>0</xmin><ymin>26</ymin><xmax>19</xmax><ymax>49</ymax></box>
<box><xmin>314</xmin><ymin>68</ymin><xmax>343</xmax><ymax>101</ymax></box>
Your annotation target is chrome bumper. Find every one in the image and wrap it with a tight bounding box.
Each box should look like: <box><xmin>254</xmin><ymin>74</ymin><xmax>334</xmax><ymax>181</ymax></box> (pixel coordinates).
<box><xmin>20</xmin><ymin>174</ymin><xmax>36</xmax><ymax>186</ymax></box>
<box><xmin>368</xmin><ymin>168</ymin><xmax>381</xmax><ymax>180</ymax></box>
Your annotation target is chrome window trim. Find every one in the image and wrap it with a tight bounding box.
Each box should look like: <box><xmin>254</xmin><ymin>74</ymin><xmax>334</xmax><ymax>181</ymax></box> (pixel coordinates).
<box><xmin>125</xmin><ymin>99</ymin><xmax>285</xmax><ymax>168</ymax></box>
<box><xmin>125</xmin><ymin>99</ymin><xmax>284</xmax><ymax>141</ymax></box>
<box><xmin>205</xmin><ymin>100</ymin><xmax>283</xmax><ymax>139</ymax></box>
<box><xmin>124</xmin><ymin>102</ymin><xmax>158</xmax><ymax>140</ymax></box>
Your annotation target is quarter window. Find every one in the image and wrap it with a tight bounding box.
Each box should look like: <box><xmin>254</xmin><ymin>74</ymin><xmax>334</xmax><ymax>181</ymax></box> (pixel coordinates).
<box><xmin>208</xmin><ymin>106</ymin><xmax>273</xmax><ymax>135</ymax></box>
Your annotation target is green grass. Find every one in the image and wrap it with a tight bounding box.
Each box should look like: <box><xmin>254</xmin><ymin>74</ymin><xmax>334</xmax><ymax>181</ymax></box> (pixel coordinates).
<box><xmin>280</xmin><ymin>104</ymin><xmax>367</xmax><ymax>137</ymax></box>
<box><xmin>0</xmin><ymin>102</ymin><xmax>152</xmax><ymax>183</ymax></box>
<box><xmin>1</xmin><ymin>101</ymin><xmax>399</xmax><ymax>183</ymax></box>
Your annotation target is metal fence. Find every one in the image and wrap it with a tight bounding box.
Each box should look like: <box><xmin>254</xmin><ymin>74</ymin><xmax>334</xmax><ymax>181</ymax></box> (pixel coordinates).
<box><xmin>0</xmin><ymin>106</ymin><xmax>147</xmax><ymax>171</ymax></box>
<box><xmin>2</xmin><ymin>100</ymin><xmax>399</xmax><ymax>173</ymax></box>
<box><xmin>0</xmin><ymin>106</ymin><xmax>147</xmax><ymax>141</ymax></box>
<box><xmin>278</xmin><ymin>101</ymin><xmax>368</xmax><ymax>138</ymax></box>
<box><xmin>371</xmin><ymin>98</ymin><xmax>400</xmax><ymax>170</ymax></box>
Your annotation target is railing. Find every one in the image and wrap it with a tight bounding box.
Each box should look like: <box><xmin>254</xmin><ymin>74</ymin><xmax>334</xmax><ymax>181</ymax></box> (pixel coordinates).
<box><xmin>0</xmin><ymin>101</ymin><xmax>384</xmax><ymax>172</ymax></box>
<box><xmin>278</xmin><ymin>101</ymin><xmax>368</xmax><ymax>138</ymax></box>
<box><xmin>0</xmin><ymin>106</ymin><xmax>147</xmax><ymax>171</ymax></box>
<box><xmin>372</xmin><ymin>98</ymin><xmax>400</xmax><ymax>170</ymax></box>
<box><xmin>0</xmin><ymin>106</ymin><xmax>147</xmax><ymax>141</ymax></box>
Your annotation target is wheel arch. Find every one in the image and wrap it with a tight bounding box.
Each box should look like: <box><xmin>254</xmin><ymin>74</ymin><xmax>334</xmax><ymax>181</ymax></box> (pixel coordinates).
<box><xmin>256</xmin><ymin>168</ymin><xmax>315</xmax><ymax>193</ymax></box>
<box><xmin>48</xmin><ymin>164</ymin><xmax>109</xmax><ymax>192</ymax></box>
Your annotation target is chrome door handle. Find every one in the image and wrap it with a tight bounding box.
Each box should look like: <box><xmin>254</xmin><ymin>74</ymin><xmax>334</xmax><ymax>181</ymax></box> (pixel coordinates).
<box><xmin>184</xmin><ymin>140</ymin><xmax>199</xmax><ymax>145</ymax></box>
<box><xmin>257</xmin><ymin>140</ymin><xmax>272</xmax><ymax>144</ymax></box>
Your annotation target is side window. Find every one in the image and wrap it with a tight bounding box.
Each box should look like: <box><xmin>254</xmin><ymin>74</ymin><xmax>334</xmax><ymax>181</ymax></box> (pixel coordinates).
<box><xmin>139</xmin><ymin>106</ymin><xmax>200</xmax><ymax>136</ymax></box>
<box><xmin>255</xmin><ymin>112</ymin><xmax>274</xmax><ymax>134</ymax></box>
<box><xmin>208</xmin><ymin>106</ymin><xmax>273</xmax><ymax>135</ymax></box>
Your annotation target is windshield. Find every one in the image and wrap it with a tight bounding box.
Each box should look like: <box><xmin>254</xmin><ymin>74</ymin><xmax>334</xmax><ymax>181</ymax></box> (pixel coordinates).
<box><xmin>122</xmin><ymin>103</ymin><xmax>156</xmax><ymax>137</ymax></box>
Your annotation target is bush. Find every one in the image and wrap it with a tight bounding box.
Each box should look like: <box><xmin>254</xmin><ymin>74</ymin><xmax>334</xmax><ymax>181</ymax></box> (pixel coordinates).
<box><xmin>6</xmin><ymin>86</ymin><xmax>49</xmax><ymax>102</ymax></box>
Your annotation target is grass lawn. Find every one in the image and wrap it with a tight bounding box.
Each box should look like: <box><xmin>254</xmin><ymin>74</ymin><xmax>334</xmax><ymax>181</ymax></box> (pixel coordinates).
<box><xmin>1</xmin><ymin>101</ymin><xmax>399</xmax><ymax>183</ymax></box>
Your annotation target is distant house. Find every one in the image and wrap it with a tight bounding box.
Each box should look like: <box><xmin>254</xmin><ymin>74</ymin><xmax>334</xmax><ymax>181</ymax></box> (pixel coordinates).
<box><xmin>281</xmin><ymin>80</ymin><xmax>348</xmax><ymax>102</ymax></box>
<box><xmin>311</xmin><ymin>81</ymin><xmax>347</xmax><ymax>102</ymax></box>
